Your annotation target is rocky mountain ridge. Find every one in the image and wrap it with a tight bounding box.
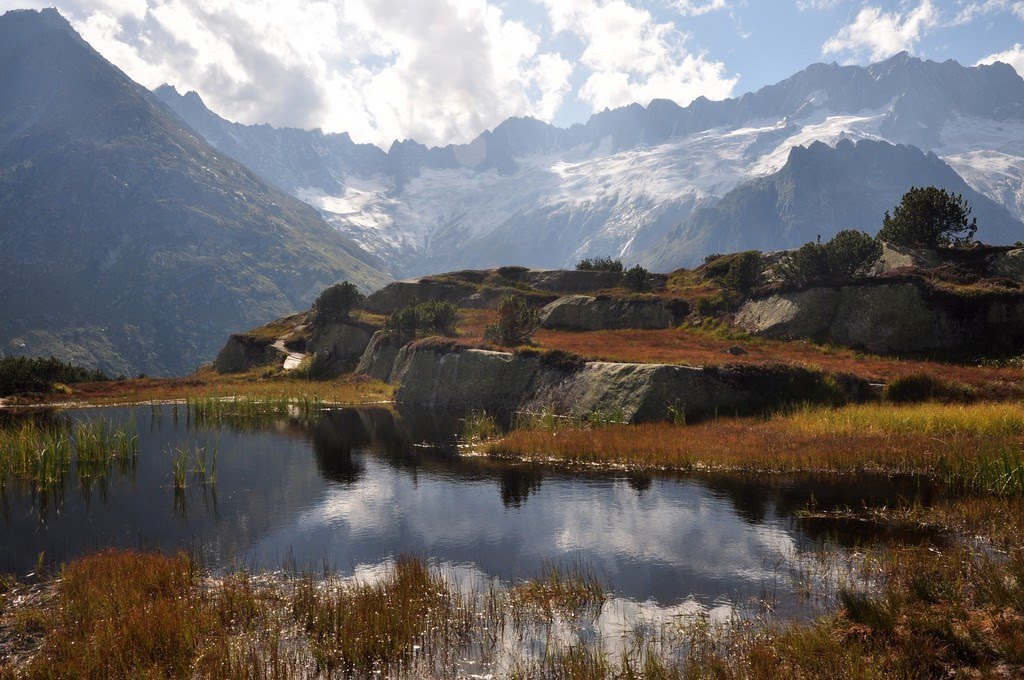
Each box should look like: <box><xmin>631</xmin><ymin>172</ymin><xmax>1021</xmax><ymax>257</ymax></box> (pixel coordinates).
<box><xmin>156</xmin><ymin>52</ymin><xmax>1024</xmax><ymax>276</ymax></box>
<box><xmin>0</xmin><ymin>8</ymin><xmax>388</xmax><ymax>376</ymax></box>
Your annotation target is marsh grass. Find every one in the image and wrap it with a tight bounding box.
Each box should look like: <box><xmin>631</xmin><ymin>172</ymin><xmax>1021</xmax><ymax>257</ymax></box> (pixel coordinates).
<box><xmin>185</xmin><ymin>394</ymin><xmax>324</xmax><ymax>425</ymax></box>
<box><xmin>509</xmin><ymin>559</ymin><xmax>605</xmax><ymax>621</ymax></box>
<box><xmin>168</xmin><ymin>440</ymin><xmax>219</xmax><ymax>489</ymax></box>
<box><xmin>291</xmin><ymin>556</ymin><xmax>474</xmax><ymax>675</ymax></box>
<box><xmin>460</xmin><ymin>411</ymin><xmax>499</xmax><ymax>444</ymax></box>
<box><xmin>4</xmin><ymin>545</ymin><xmax>1024</xmax><ymax>679</ymax></box>
<box><xmin>0</xmin><ymin>416</ymin><xmax>137</xmax><ymax>492</ymax></box>
<box><xmin>487</xmin><ymin>402</ymin><xmax>1024</xmax><ymax>495</ymax></box>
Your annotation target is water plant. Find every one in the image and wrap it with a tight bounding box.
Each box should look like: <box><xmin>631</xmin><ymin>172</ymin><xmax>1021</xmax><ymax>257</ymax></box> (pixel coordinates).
<box><xmin>168</xmin><ymin>440</ymin><xmax>218</xmax><ymax>489</ymax></box>
<box><xmin>460</xmin><ymin>410</ymin><xmax>499</xmax><ymax>444</ymax></box>
<box><xmin>185</xmin><ymin>394</ymin><xmax>324</xmax><ymax>424</ymax></box>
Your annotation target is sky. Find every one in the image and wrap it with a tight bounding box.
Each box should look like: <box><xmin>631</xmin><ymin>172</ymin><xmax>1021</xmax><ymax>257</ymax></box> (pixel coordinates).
<box><xmin>2</xmin><ymin>0</ymin><xmax>1023</xmax><ymax>148</ymax></box>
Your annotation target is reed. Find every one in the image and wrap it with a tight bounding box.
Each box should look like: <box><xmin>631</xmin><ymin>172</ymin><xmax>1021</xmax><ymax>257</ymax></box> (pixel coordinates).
<box><xmin>460</xmin><ymin>410</ymin><xmax>499</xmax><ymax>443</ymax></box>
<box><xmin>1</xmin><ymin>416</ymin><xmax>139</xmax><ymax>490</ymax></box>
<box><xmin>185</xmin><ymin>394</ymin><xmax>324</xmax><ymax>424</ymax></box>
<box><xmin>73</xmin><ymin>417</ymin><xmax>138</xmax><ymax>481</ymax></box>
<box><xmin>0</xmin><ymin>421</ymin><xmax>71</xmax><ymax>488</ymax></box>
<box><xmin>290</xmin><ymin>556</ymin><xmax>473</xmax><ymax>675</ymax></box>
<box><xmin>168</xmin><ymin>440</ymin><xmax>218</xmax><ymax>489</ymax></box>
<box><xmin>509</xmin><ymin>558</ymin><xmax>606</xmax><ymax>620</ymax></box>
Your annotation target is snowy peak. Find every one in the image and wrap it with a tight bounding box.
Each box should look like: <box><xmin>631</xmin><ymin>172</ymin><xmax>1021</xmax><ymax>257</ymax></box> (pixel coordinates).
<box><xmin>154</xmin><ymin>49</ymin><xmax>1024</xmax><ymax>278</ymax></box>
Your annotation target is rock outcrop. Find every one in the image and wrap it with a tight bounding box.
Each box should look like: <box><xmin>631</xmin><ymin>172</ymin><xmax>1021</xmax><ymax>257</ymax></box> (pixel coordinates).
<box><xmin>308</xmin><ymin>322</ymin><xmax>374</xmax><ymax>367</ymax></box>
<box><xmin>363</xmin><ymin>268</ymin><xmax>666</xmax><ymax>314</ymax></box>
<box><xmin>992</xmin><ymin>248</ymin><xmax>1024</xmax><ymax>282</ymax></box>
<box><xmin>869</xmin><ymin>242</ymin><xmax>944</xmax><ymax>275</ymax></box>
<box><xmin>736</xmin><ymin>280</ymin><xmax>1024</xmax><ymax>354</ymax></box>
<box><xmin>356</xmin><ymin>333</ymin><xmax>864</xmax><ymax>421</ymax></box>
<box><xmin>539</xmin><ymin>295</ymin><xmax>684</xmax><ymax>331</ymax></box>
<box><xmin>213</xmin><ymin>335</ymin><xmax>283</xmax><ymax>373</ymax></box>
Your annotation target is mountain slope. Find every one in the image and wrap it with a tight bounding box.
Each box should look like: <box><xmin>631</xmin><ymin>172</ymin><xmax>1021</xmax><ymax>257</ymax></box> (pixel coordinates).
<box><xmin>649</xmin><ymin>139</ymin><xmax>1024</xmax><ymax>270</ymax></box>
<box><xmin>156</xmin><ymin>53</ymin><xmax>1024</xmax><ymax>275</ymax></box>
<box><xmin>0</xmin><ymin>9</ymin><xmax>388</xmax><ymax>376</ymax></box>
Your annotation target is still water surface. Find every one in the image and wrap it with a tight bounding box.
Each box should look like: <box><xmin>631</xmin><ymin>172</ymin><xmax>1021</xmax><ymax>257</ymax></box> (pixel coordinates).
<box><xmin>1</xmin><ymin>405</ymin><xmax>935</xmax><ymax>618</ymax></box>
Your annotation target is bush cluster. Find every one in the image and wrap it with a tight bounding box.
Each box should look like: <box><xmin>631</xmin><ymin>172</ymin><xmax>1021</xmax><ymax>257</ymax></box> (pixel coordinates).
<box><xmin>706</xmin><ymin>251</ymin><xmax>764</xmax><ymax>293</ymax></box>
<box><xmin>0</xmin><ymin>356</ymin><xmax>108</xmax><ymax>396</ymax></box>
<box><xmin>774</xmin><ymin>230</ymin><xmax>881</xmax><ymax>287</ymax></box>
<box><xmin>576</xmin><ymin>256</ymin><xmax>623</xmax><ymax>272</ymax></box>
<box><xmin>311</xmin><ymin>281</ymin><xmax>364</xmax><ymax>326</ymax></box>
<box><xmin>384</xmin><ymin>299</ymin><xmax>458</xmax><ymax>342</ymax></box>
<box><xmin>484</xmin><ymin>294</ymin><xmax>539</xmax><ymax>346</ymax></box>
<box><xmin>621</xmin><ymin>264</ymin><xmax>654</xmax><ymax>291</ymax></box>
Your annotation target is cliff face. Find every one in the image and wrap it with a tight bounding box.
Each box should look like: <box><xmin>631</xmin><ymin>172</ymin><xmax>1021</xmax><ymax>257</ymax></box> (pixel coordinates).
<box><xmin>356</xmin><ymin>333</ymin><xmax>866</xmax><ymax>422</ymax></box>
<box><xmin>735</xmin><ymin>279</ymin><xmax>1024</xmax><ymax>355</ymax></box>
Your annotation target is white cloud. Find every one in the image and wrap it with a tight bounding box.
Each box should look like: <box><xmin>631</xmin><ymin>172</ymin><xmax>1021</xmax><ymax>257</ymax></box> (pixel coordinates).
<box><xmin>796</xmin><ymin>0</ymin><xmax>839</xmax><ymax>10</ymax></box>
<box><xmin>822</xmin><ymin>0</ymin><xmax>939</xmax><ymax>62</ymax></box>
<box><xmin>1</xmin><ymin>0</ymin><xmax>574</xmax><ymax>148</ymax></box>
<box><xmin>542</xmin><ymin>0</ymin><xmax>737</xmax><ymax>112</ymax></box>
<box><xmin>976</xmin><ymin>43</ymin><xmax>1024</xmax><ymax>76</ymax></box>
<box><xmin>674</xmin><ymin>0</ymin><xmax>730</xmax><ymax>15</ymax></box>
<box><xmin>952</xmin><ymin>0</ymin><xmax>1024</xmax><ymax>25</ymax></box>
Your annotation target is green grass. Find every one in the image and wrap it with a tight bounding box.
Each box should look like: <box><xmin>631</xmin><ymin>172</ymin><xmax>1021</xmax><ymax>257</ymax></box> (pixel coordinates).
<box><xmin>0</xmin><ymin>416</ymin><xmax>137</xmax><ymax>491</ymax></box>
<box><xmin>185</xmin><ymin>394</ymin><xmax>324</xmax><ymax>423</ymax></box>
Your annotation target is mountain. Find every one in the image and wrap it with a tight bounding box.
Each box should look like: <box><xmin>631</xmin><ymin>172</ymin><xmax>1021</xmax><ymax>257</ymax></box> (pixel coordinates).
<box><xmin>0</xmin><ymin>9</ymin><xmax>388</xmax><ymax>377</ymax></box>
<box><xmin>649</xmin><ymin>139</ymin><xmax>1024</xmax><ymax>270</ymax></box>
<box><xmin>156</xmin><ymin>52</ymin><xmax>1024</xmax><ymax>275</ymax></box>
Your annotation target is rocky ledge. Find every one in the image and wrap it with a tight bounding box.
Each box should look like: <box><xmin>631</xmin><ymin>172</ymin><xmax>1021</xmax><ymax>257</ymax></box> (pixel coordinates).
<box><xmin>356</xmin><ymin>332</ymin><xmax>866</xmax><ymax>422</ymax></box>
<box><xmin>736</xmin><ymin>279</ymin><xmax>1024</xmax><ymax>355</ymax></box>
<box><xmin>539</xmin><ymin>295</ymin><xmax>688</xmax><ymax>331</ymax></box>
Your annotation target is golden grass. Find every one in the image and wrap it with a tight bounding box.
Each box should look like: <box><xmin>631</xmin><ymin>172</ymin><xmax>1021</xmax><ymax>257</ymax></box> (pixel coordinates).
<box><xmin>486</xmin><ymin>402</ymin><xmax>1024</xmax><ymax>480</ymax></box>
<box><xmin>2</xmin><ymin>370</ymin><xmax>394</xmax><ymax>408</ymax></box>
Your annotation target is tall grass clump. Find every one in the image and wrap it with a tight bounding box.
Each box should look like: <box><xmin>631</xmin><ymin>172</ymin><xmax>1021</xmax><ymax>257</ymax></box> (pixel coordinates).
<box><xmin>73</xmin><ymin>417</ymin><xmax>138</xmax><ymax>481</ymax></box>
<box><xmin>168</xmin><ymin>440</ymin><xmax>218</xmax><ymax>489</ymax></box>
<box><xmin>291</xmin><ymin>556</ymin><xmax>473</xmax><ymax>675</ymax></box>
<box><xmin>461</xmin><ymin>411</ymin><xmax>499</xmax><ymax>444</ymax></box>
<box><xmin>937</xmin><ymin>446</ymin><xmax>1024</xmax><ymax>496</ymax></box>
<box><xmin>884</xmin><ymin>372</ymin><xmax>976</xmax><ymax>404</ymax></box>
<box><xmin>20</xmin><ymin>550</ymin><xmax>210</xmax><ymax>679</ymax></box>
<box><xmin>185</xmin><ymin>394</ymin><xmax>324</xmax><ymax>424</ymax></box>
<box><xmin>510</xmin><ymin>559</ymin><xmax>606</xmax><ymax>621</ymax></box>
<box><xmin>0</xmin><ymin>421</ymin><xmax>71</xmax><ymax>488</ymax></box>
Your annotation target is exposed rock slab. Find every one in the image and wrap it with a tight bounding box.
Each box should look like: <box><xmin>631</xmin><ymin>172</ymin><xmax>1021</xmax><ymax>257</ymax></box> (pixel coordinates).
<box><xmin>213</xmin><ymin>335</ymin><xmax>284</xmax><ymax>373</ymax></box>
<box><xmin>539</xmin><ymin>295</ymin><xmax>682</xmax><ymax>331</ymax></box>
<box><xmin>356</xmin><ymin>334</ymin><xmax>863</xmax><ymax>422</ymax></box>
<box><xmin>736</xmin><ymin>280</ymin><xmax>1024</xmax><ymax>354</ymax></box>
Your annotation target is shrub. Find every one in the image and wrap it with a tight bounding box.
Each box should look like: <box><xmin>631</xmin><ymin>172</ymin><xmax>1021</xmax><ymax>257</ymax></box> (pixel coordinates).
<box><xmin>484</xmin><ymin>294</ymin><xmax>539</xmax><ymax>346</ymax></box>
<box><xmin>0</xmin><ymin>356</ymin><xmax>107</xmax><ymax>396</ymax></box>
<box><xmin>775</xmin><ymin>231</ymin><xmax>882</xmax><ymax>287</ymax></box>
<box><xmin>311</xmin><ymin>281</ymin><xmax>364</xmax><ymax>326</ymax></box>
<box><xmin>715</xmin><ymin>251</ymin><xmax>763</xmax><ymax>293</ymax></box>
<box><xmin>877</xmin><ymin>186</ymin><xmax>978</xmax><ymax>248</ymax></box>
<box><xmin>884</xmin><ymin>373</ymin><xmax>976</xmax><ymax>404</ymax></box>
<box><xmin>694</xmin><ymin>294</ymin><xmax>727</xmax><ymax>317</ymax></box>
<box><xmin>384</xmin><ymin>299</ymin><xmax>458</xmax><ymax>342</ymax></box>
<box><xmin>773</xmin><ymin>242</ymin><xmax>831</xmax><ymax>287</ymax></box>
<box><xmin>702</xmin><ymin>253</ymin><xmax>724</xmax><ymax>265</ymax></box>
<box><xmin>825</xmin><ymin>229</ymin><xmax>882</xmax><ymax>278</ymax></box>
<box><xmin>576</xmin><ymin>256</ymin><xmax>623</xmax><ymax>272</ymax></box>
<box><xmin>621</xmin><ymin>264</ymin><xmax>653</xmax><ymax>291</ymax></box>
<box><xmin>292</xmin><ymin>352</ymin><xmax>334</xmax><ymax>381</ymax></box>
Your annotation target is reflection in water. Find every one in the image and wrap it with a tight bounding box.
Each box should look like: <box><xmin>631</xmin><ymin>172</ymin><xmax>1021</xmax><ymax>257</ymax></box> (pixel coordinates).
<box><xmin>0</xmin><ymin>404</ymin><xmax>941</xmax><ymax>618</ymax></box>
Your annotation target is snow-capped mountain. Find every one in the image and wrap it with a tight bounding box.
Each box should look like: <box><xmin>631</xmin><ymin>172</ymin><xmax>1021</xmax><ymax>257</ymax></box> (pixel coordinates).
<box><xmin>155</xmin><ymin>52</ymin><xmax>1024</xmax><ymax>275</ymax></box>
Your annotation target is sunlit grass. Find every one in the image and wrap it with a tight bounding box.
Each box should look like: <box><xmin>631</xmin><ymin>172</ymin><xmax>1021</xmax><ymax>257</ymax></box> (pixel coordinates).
<box><xmin>4</xmin><ymin>543</ymin><xmax>1024</xmax><ymax>679</ymax></box>
<box><xmin>0</xmin><ymin>416</ymin><xmax>138</xmax><ymax>490</ymax></box>
<box><xmin>486</xmin><ymin>402</ymin><xmax>1024</xmax><ymax>494</ymax></box>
